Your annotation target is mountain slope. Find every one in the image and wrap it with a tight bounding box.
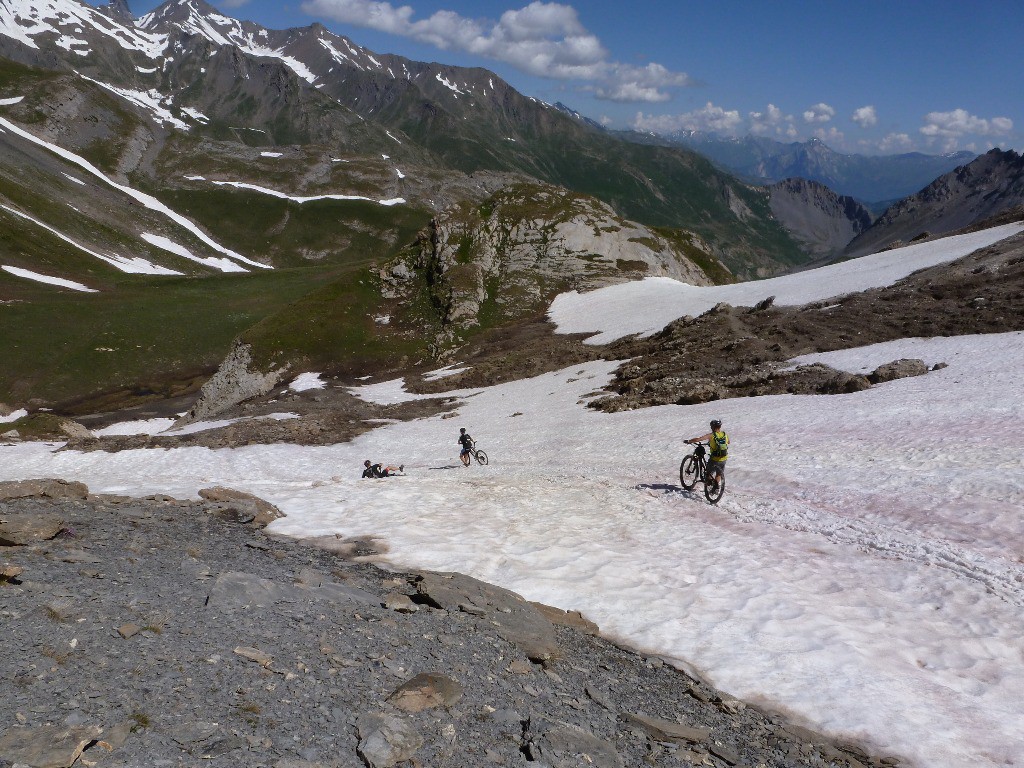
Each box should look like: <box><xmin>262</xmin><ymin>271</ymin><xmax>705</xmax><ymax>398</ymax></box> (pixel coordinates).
<box><xmin>766</xmin><ymin>178</ymin><xmax>873</xmax><ymax>260</ymax></box>
<box><xmin>843</xmin><ymin>149</ymin><xmax>1024</xmax><ymax>259</ymax></box>
<box><xmin>0</xmin><ymin>0</ymin><xmax>807</xmax><ymax>279</ymax></box>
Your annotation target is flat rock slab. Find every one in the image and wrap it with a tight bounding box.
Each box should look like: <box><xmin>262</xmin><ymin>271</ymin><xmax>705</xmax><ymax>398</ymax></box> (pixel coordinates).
<box><xmin>206</xmin><ymin>570</ymin><xmax>377</xmax><ymax>610</ymax></box>
<box><xmin>527</xmin><ymin>721</ymin><xmax>624</xmax><ymax>768</ymax></box>
<box><xmin>0</xmin><ymin>724</ymin><xmax>102</xmax><ymax>768</ymax></box>
<box><xmin>0</xmin><ymin>514</ymin><xmax>66</xmax><ymax>546</ymax></box>
<box><xmin>622</xmin><ymin>712</ymin><xmax>711</xmax><ymax>744</ymax></box>
<box><xmin>414</xmin><ymin>571</ymin><xmax>559</xmax><ymax>662</ymax></box>
<box><xmin>388</xmin><ymin>672</ymin><xmax>463</xmax><ymax>712</ymax></box>
<box><xmin>0</xmin><ymin>479</ymin><xmax>88</xmax><ymax>501</ymax></box>
<box><xmin>533</xmin><ymin>602</ymin><xmax>599</xmax><ymax>634</ymax></box>
<box><xmin>198</xmin><ymin>486</ymin><xmax>284</xmax><ymax>527</ymax></box>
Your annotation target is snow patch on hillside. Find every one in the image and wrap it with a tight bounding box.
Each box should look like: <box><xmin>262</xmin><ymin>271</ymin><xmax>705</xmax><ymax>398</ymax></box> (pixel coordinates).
<box><xmin>549</xmin><ymin>223</ymin><xmax>1024</xmax><ymax>344</ymax></box>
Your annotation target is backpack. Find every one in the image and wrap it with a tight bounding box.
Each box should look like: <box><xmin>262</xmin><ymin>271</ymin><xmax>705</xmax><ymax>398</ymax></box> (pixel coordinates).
<box><xmin>710</xmin><ymin>430</ymin><xmax>729</xmax><ymax>460</ymax></box>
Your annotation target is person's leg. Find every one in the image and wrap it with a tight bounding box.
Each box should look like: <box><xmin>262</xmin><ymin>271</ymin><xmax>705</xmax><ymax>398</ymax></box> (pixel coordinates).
<box><xmin>709</xmin><ymin>463</ymin><xmax>723</xmax><ymax>488</ymax></box>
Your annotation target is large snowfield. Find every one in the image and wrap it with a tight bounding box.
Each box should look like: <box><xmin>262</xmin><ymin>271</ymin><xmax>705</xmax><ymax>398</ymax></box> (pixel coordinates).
<box><xmin>3</xmin><ymin>226</ymin><xmax>1023</xmax><ymax>768</ymax></box>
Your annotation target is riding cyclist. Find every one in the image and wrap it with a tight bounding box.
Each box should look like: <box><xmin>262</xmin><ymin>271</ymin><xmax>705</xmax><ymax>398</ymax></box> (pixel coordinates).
<box><xmin>458</xmin><ymin>427</ymin><xmax>474</xmax><ymax>467</ymax></box>
<box><xmin>685</xmin><ymin>419</ymin><xmax>729</xmax><ymax>491</ymax></box>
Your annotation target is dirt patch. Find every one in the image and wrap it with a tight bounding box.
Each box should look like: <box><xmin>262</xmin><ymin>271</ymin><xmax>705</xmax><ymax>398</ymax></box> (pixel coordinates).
<box><xmin>63</xmin><ymin>386</ymin><xmax>456</xmax><ymax>451</ymax></box>
<box><xmin>406</xmin><ymin>316</ymin><xmax>607</xmax><ymax>393</ymax></box>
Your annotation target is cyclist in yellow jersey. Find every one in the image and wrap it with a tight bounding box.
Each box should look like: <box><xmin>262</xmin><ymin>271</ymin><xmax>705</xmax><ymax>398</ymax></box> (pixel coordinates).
<box><xmin>685</xmin><ymin>419</ymin><xmax>729</xmax><ymax>491</ymax></box>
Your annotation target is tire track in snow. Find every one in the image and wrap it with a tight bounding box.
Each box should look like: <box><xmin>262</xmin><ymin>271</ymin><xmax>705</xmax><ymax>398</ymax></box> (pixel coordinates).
<box><xmin>715</xmin><ymin>483</ymin><xmax>1024</xmax><ymax>607</ymax></box>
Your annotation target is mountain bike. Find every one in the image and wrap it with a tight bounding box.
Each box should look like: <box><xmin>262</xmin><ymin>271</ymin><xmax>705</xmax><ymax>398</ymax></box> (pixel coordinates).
<box><xmin>466</xmin><ymin>442</ymin><xmax>488</xmax><ymax>465</ymax></box>
<box><xmin>679</xmin><ymin>442</ymin><xmax>725</xmax><ymax>504</ymax></box>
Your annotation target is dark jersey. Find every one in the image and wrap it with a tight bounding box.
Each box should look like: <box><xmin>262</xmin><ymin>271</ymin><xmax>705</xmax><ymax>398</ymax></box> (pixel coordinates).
<box><xmin>458</xmin><ymin>433</ymin><xmax>473</xmax><ymax>450</ymax></box>
<box><xmin>362</xmin><ymin>464</ymin><xmax>385</xmax><ymax>478</ymax></box>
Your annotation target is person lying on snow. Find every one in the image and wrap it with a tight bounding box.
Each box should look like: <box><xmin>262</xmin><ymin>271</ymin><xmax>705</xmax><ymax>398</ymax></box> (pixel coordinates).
<box><xmin>361</xmin><ymin>460</ymin><xmax>404</xmax><ymax>478</ymax></box>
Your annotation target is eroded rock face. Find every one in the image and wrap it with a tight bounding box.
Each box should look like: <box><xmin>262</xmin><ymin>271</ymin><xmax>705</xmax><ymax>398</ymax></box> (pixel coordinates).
<box><xmin>381</xmin><ymin>184</ymin><xmax>716</xmax><ymax>337</ymax></box>
<box><xmin>176</xmin><ymin>342</ymin><xmax>288</xmax><ymax>426</ymax></box>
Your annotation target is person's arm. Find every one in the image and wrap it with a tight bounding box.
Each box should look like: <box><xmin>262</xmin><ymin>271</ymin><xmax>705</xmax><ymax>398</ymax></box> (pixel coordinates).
<box><xmin>685</xmin><ymin>432</ymin><xmax>713</xmax><ymax>444</ymax></box>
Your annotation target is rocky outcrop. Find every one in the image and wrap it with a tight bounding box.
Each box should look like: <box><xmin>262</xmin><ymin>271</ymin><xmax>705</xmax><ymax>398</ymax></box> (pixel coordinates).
<box><xmin>0</xmin><ymin>478</ymin><xmax>88</xmax><ymax>501</ymax></box>
<box><xmin>380</xmin><ymin>184</ymin><xmax>716</xmax><ymax>342</ymax></box>
<box><xmin>197</xmin><ymin>487</ymin><xmax>285</xmax><ymax>528</ymax></box>
<box><xmin>175</xmin><ymin>342</ymin><xmax>288</xmax><ymax>426</ymax></box>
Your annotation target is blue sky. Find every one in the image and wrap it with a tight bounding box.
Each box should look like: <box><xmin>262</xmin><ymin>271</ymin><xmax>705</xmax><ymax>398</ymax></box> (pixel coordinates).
<box><xmin>125</xmin><ymin>0</ymin><xmax>1021</xmax><ymax>155</ymax></box>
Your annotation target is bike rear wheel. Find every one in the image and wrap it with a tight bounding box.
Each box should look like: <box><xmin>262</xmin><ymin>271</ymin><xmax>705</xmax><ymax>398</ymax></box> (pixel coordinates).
<box><xmin>704</xmin><ymin>475</ymin><xmax>725</xmax><ymax>504</ymax></box>
<box><xmin>475</xmin><ymin>450</ymin><xmax>488</xmax><ymax>465</ymax></box>
<box><xmin>680</xmin><ymin>456</ymin><xmax>699</xmax><ymax>490</ymax></box>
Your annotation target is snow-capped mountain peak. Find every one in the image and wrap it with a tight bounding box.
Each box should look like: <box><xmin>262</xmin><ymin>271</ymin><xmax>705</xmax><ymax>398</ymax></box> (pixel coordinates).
<box><xmin>0</xmin><ymin>0</ymin><xmax>165</xmax><ymax>58</ymax></box>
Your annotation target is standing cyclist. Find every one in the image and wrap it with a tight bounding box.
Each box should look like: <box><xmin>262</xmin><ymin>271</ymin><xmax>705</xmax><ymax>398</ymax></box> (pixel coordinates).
<box><xmin>458</xmin><ymin>427</ymin><xmax>474</xmax><ymax>467</ymax></box>
<box><xmin>685</xmin><ymin>419</ymin><xmax>729</xmax><ymax>491</ymax></box>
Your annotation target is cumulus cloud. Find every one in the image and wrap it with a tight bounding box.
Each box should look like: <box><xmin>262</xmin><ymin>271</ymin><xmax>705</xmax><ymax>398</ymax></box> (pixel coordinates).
<box><xmin>802</xmin><ymin>102</ymin><xmax>835</xmax><ymax>124</ymax></box>
<box><xmin>749</xmin><ymin>103</ymin><xmax>796</xmax><ymax>137</ymax></box>
<box><xmin>301</xmin><ymin>0</ymin><xmax>693</xmax><ymax>101</ymax></box>
<box><xmin>920</xmin><ymin>108</ymin><xmax>1014</xmax><ymax>151</ymax></box>
<box><xmin>878</xmin><ymin>132</ymin><xmax>914</xmax><ymax>152</ymax></box>
<box><xmin>633</xmin><ymin>102</ymin><xmax>743</xmax><ymax>135</ymax></box>
<box><xmin>218</xmin><ymin>0</ymin><xmax>250</xmax><ymax>7</ymax></box>
<box><xmin>813</xmin><ymin>126</ymin><xmax>844</xmax><ymax>144</ymax></box>
<box><xmin>594</xmin><ymin>63</ymin><xmax>691</xmax><ymax>103</ymax></box>
<box><xmin>851</xmin><ymin>105</ymin><xmax>877</xmax><ymax>128</ymax></box>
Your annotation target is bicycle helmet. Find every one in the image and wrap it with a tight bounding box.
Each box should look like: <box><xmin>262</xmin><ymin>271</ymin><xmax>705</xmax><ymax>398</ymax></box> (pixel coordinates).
<box><xmin>460</xmin><ymin>427</ymin><xmax>466</xmax><ymax>433</ymax></box>
<box><xmin>710</xmin><ymin>419</ymin><xmax>722</xmax><ymax>429</ymax></box>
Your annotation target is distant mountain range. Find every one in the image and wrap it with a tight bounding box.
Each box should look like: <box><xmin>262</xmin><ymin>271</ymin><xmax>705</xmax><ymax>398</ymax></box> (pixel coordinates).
<box><xmin>626</xmin><ymin>131</ymin><xmax>975</xmax><ymax>206</ymax></box>
<box><xmin>0</xmin><ymin>0</ymin><xmax>808</xmax><ymax>279</ymax></box>
<box><xmin>1</xmin><ymin>0</ymin><xmax>1022</xmax><ymax>411</ymax></box>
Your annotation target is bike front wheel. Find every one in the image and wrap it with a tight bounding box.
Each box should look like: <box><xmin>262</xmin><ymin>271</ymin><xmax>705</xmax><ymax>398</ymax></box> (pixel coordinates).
<box><xmin>679</xmin><ymin>456</ymin><xmax>699</xmax><ymax>490</ymax></box>
<box><xmin>704</xmin><ymin>475</ymin><xmax>725</xmax><ymax>504</ymax></box>
<box><xmin>475</xmin><ymin>450</ymin><xmax>488</xmax><ymax>465</ymax></box>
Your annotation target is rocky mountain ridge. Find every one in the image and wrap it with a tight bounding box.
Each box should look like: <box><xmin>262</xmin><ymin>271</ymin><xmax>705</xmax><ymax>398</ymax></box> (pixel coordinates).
<box><xmin>843</xmin><ymin>148</ymin><xmax>1024</xmax><ymax>259</ymax></box>
<box><xmin>0</xmin><ymin>0</ymin><xmax>805</xmax><ymax>279</ymax></box>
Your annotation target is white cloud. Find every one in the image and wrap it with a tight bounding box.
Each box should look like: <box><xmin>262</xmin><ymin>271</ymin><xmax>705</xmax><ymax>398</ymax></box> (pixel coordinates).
<box><xmin>301</xmin><ymin>0</ymin><xmax>692</xmax><ymax>102</ymax></box>
<box><xmin>749</xmin><ymin>103</ymin><xmax>796</xmax><ymax>137</ymax></box>
<box><xmin>594</xmin><ymin>62</ymin><xmax>692</xmax><ymax>103</ymax></box>
<box><xmin>851</xmin><ymin>105</ymin><xmax>877</xmax><ymax>128</ymax></box>
<box><xmin>633</xmin><ymin>102</ymin><xmax>742</xmax><ymax>135</ymax></box>
<box><xmin>813</xmin><ymin>126</ymin><xmax>844</xmax><ymax>144</ymax></box>
<box><xmin>919</xmin><ymin>108</ymin><xmax>1014</xmax><ymax>152</ymax></box>
<box><xmin>802</xmin><ymin>102</ymin><xmax>835</xmax><ymax>123</ymax></box>
<box><xmin>878</xmin><ymin>132</ymin><xmax>914</xmax><ymax>152</ymax></box>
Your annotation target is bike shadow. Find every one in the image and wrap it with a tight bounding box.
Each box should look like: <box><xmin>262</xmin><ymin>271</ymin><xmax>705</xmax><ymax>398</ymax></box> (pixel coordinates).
<box><xmin>636</xmin><ymin>482</ymin><xmax>706</xmax><ymax>500</ymax></box>
<box><xmin>428</xmin><ymin>464</ymin><xmax>465</xmax><ymax>471</ymax></box>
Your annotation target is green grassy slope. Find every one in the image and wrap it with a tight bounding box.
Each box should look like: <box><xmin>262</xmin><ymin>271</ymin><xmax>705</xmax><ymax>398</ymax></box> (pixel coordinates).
<box><xmin>0</xmin><ymin>266</ymin><xmax>343</xmax><ymax>408</ymax></box>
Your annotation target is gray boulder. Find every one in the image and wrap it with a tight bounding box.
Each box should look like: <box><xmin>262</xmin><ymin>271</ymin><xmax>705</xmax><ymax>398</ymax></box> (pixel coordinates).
<box><xmin>869</xmin><ymin>358</ymin><xmax>929</xmax><ymax>384</ymax></box>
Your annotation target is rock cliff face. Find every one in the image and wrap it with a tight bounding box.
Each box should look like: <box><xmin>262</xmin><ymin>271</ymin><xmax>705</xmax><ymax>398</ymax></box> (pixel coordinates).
<box><xmin>175</xmin><ymin>342</ymin><xmax>288</xmax><ymax>425</ymax></box>
<box><xmin>381</xmin><ymin>184</ymin><xmax>717</xmax><ymax>340</ymax></box>
<box><xmin>767</xmin><ymin>178</ymin><xmax>873</xmax><ymax>259</ymax></box>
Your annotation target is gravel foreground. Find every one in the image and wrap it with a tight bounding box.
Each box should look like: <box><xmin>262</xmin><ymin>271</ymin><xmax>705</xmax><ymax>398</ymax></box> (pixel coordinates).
<box><xmin>0</xmin><ymin>487</ymin><xmax>899</xmax><ymax>768</ymax></box>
